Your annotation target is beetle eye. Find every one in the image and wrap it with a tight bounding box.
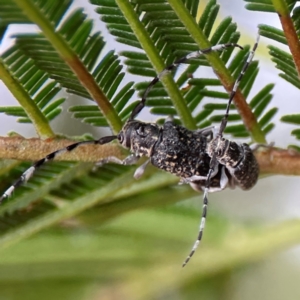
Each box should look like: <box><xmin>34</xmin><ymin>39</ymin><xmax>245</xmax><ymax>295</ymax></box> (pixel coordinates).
<box><xmin>117</xmin><ymin>132</ymin><xmax>124</xmax><ymax>143</ymax></box>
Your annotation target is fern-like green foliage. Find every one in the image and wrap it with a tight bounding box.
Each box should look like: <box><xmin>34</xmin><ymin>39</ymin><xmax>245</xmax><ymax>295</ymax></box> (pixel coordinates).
<box><xmin>2</xmin><ymin>7</ymin><xmax>135</xmax><ymax>127</ymax></box>
<box><xmin>0</xmin><ymin>0</ymin><xmax>299</xmax><ymax>298</ymax></box>
<box><xmin>97</xmin><ymin>0</ymin><xmax>277</xmax><ymax>136</ymax></box>
<box><xmin>0</xmin><ymin>46</ymin><xmax>65</xmax><ymax>123</ymax></box>
<box><xmin>245</xmin><ymin>0</ymin><xmax>300</xmax><ymax>148</ymax></box>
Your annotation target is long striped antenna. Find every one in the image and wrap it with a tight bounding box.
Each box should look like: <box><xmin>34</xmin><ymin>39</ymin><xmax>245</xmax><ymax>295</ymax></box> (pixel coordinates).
<box><xmin>0</xmin><ymin>135</ymin><xmax>117</xmax><ymax>203</ymax></box>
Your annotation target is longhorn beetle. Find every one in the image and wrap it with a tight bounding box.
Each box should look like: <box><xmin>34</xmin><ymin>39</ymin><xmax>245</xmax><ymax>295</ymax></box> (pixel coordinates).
<box><xmin>0</xmin><ymin>35</ymin><xmax>260</xmax><ymax>267</ymax></box>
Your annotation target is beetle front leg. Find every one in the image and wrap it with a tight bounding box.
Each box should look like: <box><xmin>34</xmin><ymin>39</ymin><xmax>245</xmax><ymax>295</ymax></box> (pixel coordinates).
<box><xmin>95</xmin><ymin>154</ymin><xmax>152</xmax><ymax>180</ymax></box>
<box><xmin>96</xmin><ymin>154</ymin><xmax>140</xmax><ymax>167</ymax></box>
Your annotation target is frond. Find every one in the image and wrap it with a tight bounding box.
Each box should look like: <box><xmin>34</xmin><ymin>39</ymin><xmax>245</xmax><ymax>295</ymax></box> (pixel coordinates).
<box><xmin>8</xmin><ymin>8</ymin><xmax>135</xmax><ymax>128</ymax></box>
<box><xmin>244</xmin><ymin>0</ymin><xmax>300</xmax><ymax>147</ymax></box>
<box><xmin>0</xmin><ymin>46</ymin><xmax>65</xmax><ymax>123</ymax></box>
<box><xmin>96</xmin><ymin>0</ymin><xmax>275</xmax><ymax>139</ymax></box>
<box><xmin>258</xmin><ymin>24</ymin><xmax>300</xmax><ymax>89</ymax></box>
<box><xmin>0</xmin><ymin>0</ymin><xmax>73</xmax><ymax>26</ymax></box>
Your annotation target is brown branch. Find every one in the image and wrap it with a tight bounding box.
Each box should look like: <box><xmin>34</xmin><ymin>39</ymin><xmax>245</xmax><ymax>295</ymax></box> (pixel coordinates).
<box><xmin>0</xmin><ymin>137</ymin><xmax>124</xmax><ymax>162</ymax></box>
<box><xmin>0</xmin><ymin>137</ymin><xmax>300</xmax><ymax>177</ymax></box>
<box><xmin>255</xmin><ymin>147</ymin><xmax>300</xmax><ymax>176</ymax></box>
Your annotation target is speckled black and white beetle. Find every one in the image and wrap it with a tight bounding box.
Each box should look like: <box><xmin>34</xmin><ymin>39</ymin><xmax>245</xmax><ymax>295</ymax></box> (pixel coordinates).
<box><xmin>0</xmin><ymin>36</ymin><xmax>260</xmax><ymax>267</ymax></box>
